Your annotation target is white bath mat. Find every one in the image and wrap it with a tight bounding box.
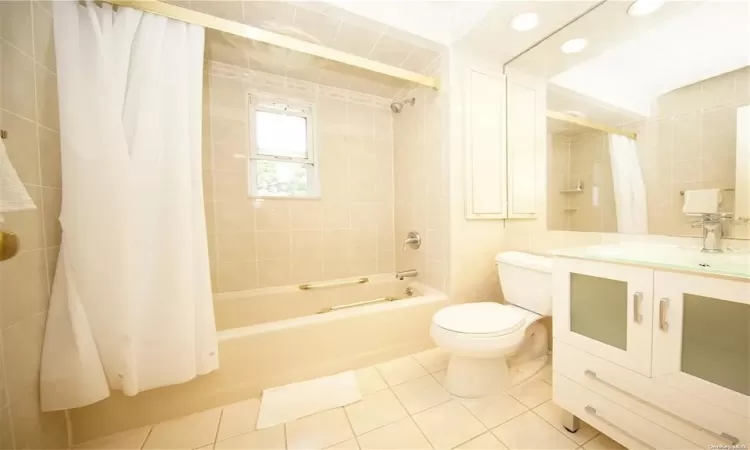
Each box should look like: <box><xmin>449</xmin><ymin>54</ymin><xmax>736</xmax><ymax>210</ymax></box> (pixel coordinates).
<box><xmin>256</xmin><ymin>371</ymin><xmax>362</xmax><ymax>429</ymax></box>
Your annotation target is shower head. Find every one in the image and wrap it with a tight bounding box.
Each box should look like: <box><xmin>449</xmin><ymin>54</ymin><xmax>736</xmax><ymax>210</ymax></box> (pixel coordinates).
<box><xmin>390</xmin><ymin>97</ymin><xmax>416</xmax><ymax>113</ymax></box>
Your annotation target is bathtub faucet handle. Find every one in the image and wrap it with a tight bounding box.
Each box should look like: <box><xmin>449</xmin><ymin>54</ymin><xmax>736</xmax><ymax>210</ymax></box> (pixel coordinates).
<box><xmin>403</xmin><ymin>231</ymin><xmax>421</xmax><ymax>250</ymax></box>
<box><xmin>395</xmin><ymin>269</ymin><xmax>418</xmax><ymax>280</ymax></box>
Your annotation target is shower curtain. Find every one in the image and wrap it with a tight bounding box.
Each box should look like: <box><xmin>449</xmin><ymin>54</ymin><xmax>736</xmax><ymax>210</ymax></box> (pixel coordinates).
<box><xmin>40</xmin><ymin>2</ymin><xmax>218</xmax><ymax>411</ymax></box>
<box><xmin>608</xmin><ymin>135</ymin><xmax>649</xmax><ymax>234</ymax></box>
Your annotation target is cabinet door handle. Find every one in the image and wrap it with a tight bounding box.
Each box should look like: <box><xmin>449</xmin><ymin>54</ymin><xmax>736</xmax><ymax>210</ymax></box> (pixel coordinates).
<box><xmin>659</xmin><ymin>298</ymin><xmax>669</xmax><ymax>331</ymax></box>
<box><xmin>633</xmin><ymin>292</ymin><xmax>643</xmax><ymax>323</ymax></box>
<box><xmin>585</xmin><ymin>405</ymin><xmax>654</xmax><ymax>449</ymax></box>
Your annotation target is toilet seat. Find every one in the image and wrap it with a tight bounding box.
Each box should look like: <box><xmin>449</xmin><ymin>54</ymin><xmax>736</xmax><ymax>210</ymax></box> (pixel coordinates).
<box><xmin>432</xmin><ymin>303</ymin><xmax>525</xmax><ymax>337</ymax></box>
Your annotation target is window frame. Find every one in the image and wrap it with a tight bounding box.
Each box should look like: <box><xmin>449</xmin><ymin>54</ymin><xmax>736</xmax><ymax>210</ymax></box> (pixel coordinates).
<box><xmin>247</xmin><ymin>94</ymin><xmax>320</xmax><ymax>199</ymax></box>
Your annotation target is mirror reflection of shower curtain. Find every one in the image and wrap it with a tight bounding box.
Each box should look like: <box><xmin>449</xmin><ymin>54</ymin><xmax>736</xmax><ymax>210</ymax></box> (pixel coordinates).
<box><xmin>608</xmin><ymin>135</ymin><xmax>649</xmax><ymax>234</ymax></box>
<box><xmin>40</xmin><ymin>2</ymin><xmax>218</xmax><ymax>411</ymax></box>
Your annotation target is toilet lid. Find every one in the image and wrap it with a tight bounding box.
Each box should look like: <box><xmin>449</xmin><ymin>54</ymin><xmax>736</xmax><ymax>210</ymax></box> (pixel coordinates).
<box><xmin>433</xmin><ymin>303</ymin><xmax>525</xmax><ymax>336</ymax></box>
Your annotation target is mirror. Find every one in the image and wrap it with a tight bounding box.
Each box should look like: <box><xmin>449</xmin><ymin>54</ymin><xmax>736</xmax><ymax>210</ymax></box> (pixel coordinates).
<box><xmin>505</xmin><ymin>0</ymin><xmax>750</xmax><ymax>238</ymax></box>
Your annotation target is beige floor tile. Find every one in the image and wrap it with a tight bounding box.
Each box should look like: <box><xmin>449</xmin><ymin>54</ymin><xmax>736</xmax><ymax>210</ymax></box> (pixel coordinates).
<box><xmin>455</xmin><ymin>432</ymin><xmax>509</xmax><ymax>450</ymax></box>
<box><xmin>413</xmin><ymin>348</ymin><xmax>450</xmax><ymax>373</ymax></box>
<box><xmin>144</xmin><ymin>408</ymin><xmax>222</xmax><ymax>449</ymax></box>
<box><xmin>215</xmin><ymin>425</ymin><xmax>285</xmax><ymax>449</ymax></box>
<box><xmin>376</xmin><ymin>356</ymin><xmax>428</xmax><ymax>386</ymax></box>
<box><xmin>461</xmin><ymin>393</ymin><xmax>528</xmax><ymax>428</ymax></box>
<box><xmin>286</xmin><ymin>408</ymin><xmax>354</xmax><ymax>450</ymax></box>
<box><xmin>492</xmin><ymin>411</ymin><xmax>578</xmax><ymax>450</ymax></box>
<box><xmin>344</xmin><ymin>389</ymin><xmax>408</xmax><ymax>435</ymax></box>
<box><xmin>217</xmin><ymin>397</ymin><xmax>261</xmax><ymax>441</ymax></box>
<box><xmin>355</xmin><ymin>367</ymin><xmax>388</xmax><ymax>395</ymax></box>
<box><xmin>533</xmin><ymin>401</ymin><xmax>599</xmax><ymax>445</ymax></box>
<box><xmin>508</xmin><ymin>378</ymin><xmax>552</xmax><ymax>408</ymax></box>
<box><xmin>392</xmin><ymin>375</ymin><xmax>452</xmax><ymax>414</ymax></box>
<box><xmin>195</xmin><ymin>445</ymin><xmax>213</xmax><ymax>449</ymax></box>
<box><xmin>357</xmin><ymin>418</ymin><xmax>431</xmax><ymax>450</ymax></box>
<box><xmin>326</xmin><ymin>438</ymin><xmax>360</xmax><ymax>449</ymax></box>
<box><xmin>539</xmin><ymin>364</ymin><xmax>553</xmax><ymax>384</ymax></box>
<box><xmin>432</xmin><ymin>370</ymin><xmax>447</xmax><ymax>385</ymax></box>
<box><xmin>75</xmin><ymin>426</ymin><xmax>152</xmax><ymax>449</ymax></box>
<box><xmin>582</xmin><ymin>433</ymin><xmax>626</xmax><ymax>450</ymax></box>
<box><xmin>412</xmin><ymin>400</ymin><xmax>485</xmax><ymax>449</ymax></box>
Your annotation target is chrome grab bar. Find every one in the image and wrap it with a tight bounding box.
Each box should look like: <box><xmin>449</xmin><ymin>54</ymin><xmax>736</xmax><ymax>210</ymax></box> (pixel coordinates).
<box><xmin>584</xmin><ymin>370</ymin><xmax>738</xmax><ymax>445</ymax></box>
<box><xmin>584</xmin><ymin>405</ymin><xmax>655</xmax><ymax>449</ymax></box>
<box><xmin>318</xmin><ymin>296</ymin><xmax>398</xmax><ymax>314</ymax></box>
<box><xmin>299</xmin><ymin>277</ymin><xmax>368</xmax><ymax>290</ymax></box>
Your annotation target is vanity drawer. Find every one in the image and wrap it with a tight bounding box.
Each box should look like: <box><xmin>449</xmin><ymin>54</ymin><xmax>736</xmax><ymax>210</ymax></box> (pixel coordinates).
<box><xmin>554</xmin><ymin>340</ymin><xmax>749</xmax><ymax>447</ymax></box>
<box><xmin>554</xmin><ymin>374</ymin><xmax>699</xmax><ymax>449</ymax></box>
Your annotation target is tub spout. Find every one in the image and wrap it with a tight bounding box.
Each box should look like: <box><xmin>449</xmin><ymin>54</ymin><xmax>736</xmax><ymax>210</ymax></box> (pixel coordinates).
<box><xmin>395</xmin><ymin>269</ymin><xmax>418</xmax><ymax>280</ymax></box>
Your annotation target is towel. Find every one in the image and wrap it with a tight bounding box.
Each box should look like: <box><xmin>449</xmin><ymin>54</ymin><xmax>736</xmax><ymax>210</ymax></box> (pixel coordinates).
<box><xmin>683</xmin><ymin>189</ymin><xmax>722</xmax><ymax>214</ymax></box>
<box><xmin>0</xmin><ymin>138</ymin><xmax>37</xmax><ymax>224</ymax></box>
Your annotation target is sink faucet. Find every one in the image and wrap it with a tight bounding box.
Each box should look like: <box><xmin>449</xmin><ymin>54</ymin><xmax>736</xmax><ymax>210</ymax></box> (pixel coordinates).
<box><xmin>395</xmin><ymin>269</ymin><xmax>418</xmax><ymax>280</ymax></box>
<box><xmin>691</xmin><ymin>213</ymin><xmax>730</xmax><ymax>253</ymax></box>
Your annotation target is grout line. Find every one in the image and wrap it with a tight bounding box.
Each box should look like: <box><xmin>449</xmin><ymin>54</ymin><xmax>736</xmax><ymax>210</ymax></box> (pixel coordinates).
<box><xmin>529</xmin><ymin>406</ymin><xmax>585</xmax><ymax>447</ymax></box>
<box><xmin>339</xmin><ymin>404</ymin><xmax>358</xmax><ymax>448</ymax></box>
<box><xmin>212</xmin><ymin>409</ymin><xmax>224</xmax><ymax>446</ymax></box>
<box><xmin>140</xmin><ymin>426</ymin><xmax>154</xmax><ymax>450</ymax></box>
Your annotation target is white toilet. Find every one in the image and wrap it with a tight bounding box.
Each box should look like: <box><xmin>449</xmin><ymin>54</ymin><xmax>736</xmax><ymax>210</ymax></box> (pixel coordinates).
<box><xmin>430</xmin><ymin>251</ymin><xmax>552</xmax><ymax>398</ymax></box>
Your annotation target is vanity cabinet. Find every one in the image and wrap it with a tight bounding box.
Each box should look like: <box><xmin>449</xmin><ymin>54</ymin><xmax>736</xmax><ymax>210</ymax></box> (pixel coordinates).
<box><xmin>553</xmin><ymin>257</ymin><xmax>750</xmax><ymax>449</ymax></box>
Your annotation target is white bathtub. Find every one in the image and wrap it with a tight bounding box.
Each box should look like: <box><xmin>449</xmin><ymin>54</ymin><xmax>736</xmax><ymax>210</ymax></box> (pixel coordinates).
<box><xmin>71</xmin><ymin>274</ymin><xmax>448</xmax><ymax>444</ymax></box>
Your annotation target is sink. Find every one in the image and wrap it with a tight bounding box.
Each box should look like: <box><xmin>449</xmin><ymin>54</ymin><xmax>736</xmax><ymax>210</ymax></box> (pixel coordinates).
<box><xmin>551</xmin><ymin>244</ymin><xmax>750</xmax><ymax>279</ymax></box>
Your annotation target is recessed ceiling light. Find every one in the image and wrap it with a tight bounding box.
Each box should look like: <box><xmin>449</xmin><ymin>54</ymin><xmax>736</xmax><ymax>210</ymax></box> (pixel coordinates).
<box><xmin>561</xmin><ymin>38</ymin><xmax>588</xmax><ymax>54</ymax></box>
<box><xmin>627</xmin><ymin>0</ymin><xmax>665</xmax><ymax>16</ymax></box>
<box><xmin>510</xmin><ymin>12</ymin><xmax>539</xmax><ymax>31</ymax></box>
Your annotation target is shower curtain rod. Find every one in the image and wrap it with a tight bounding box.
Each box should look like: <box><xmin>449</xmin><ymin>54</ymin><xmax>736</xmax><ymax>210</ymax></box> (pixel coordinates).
<box><xmin>105</xmin><ymin>0</ymin><xmax>440</xmax><ymax>90</ymax></box>
<box><xmin>547</xmin><ymin>110</ymin><xmax>637</xmax><ymax>140</ymax></box>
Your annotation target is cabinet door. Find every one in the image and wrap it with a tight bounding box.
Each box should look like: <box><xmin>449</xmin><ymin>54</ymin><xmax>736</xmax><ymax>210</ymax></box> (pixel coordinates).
<box><xmin>553</xmin><ymin>258</ymin><xmax>653</xmax><ymax>376</ymax></box>
<box><xmin>464</xmin><ymin>68</ymin><xmax>507</xmax><ymax>219</ymax></box>
<box><xmin>653</xmin><ymin>271</ymin><xmax>750</xmax><ymax>419</ymax></box>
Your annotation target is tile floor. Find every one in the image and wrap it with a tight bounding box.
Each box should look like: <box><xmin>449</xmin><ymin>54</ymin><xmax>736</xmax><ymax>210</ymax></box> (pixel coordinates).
<box><xmin>75</xmin><ymin>349</ymin><xmax>626</xmax><ymax>450</ymax></box>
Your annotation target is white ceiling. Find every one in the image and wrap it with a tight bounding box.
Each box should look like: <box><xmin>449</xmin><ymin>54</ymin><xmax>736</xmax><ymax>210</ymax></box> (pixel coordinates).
<box><xmin>551</xmin><ymin>1</ymin><xmax>750</xmax><ymax>116</ymax></box>
<box><xmin>323</xmin><ymin>1</ymin><xmax>497</xmax><ymax>45</ymax></box>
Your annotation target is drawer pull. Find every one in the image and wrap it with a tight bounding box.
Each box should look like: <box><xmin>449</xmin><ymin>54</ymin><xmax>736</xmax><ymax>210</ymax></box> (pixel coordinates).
<box><xmin>585</xmin><ymin>404</ymin><xmax>654</xmax><ymax>449</ymax></box>
<box><xmin>720</xmin><ymin>433</ymin><xmax>739</xmax><ymax>445</ymax></box>
<box><xmin>583</xmin><ymin>368</ymin><xmax>734</xmax><ymax>444</ymax></box>
<box><xmin>659</xmin><ymin>298</ymin><xmax>669</xmax><ymax>331</ymax></box>
<box><xmin>633</xmin><ymin>292</ymin><xmax>643</xmax><ymax>323</ymax></box>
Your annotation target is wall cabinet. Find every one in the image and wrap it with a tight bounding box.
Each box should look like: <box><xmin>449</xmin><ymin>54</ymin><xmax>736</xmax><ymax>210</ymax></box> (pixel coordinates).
<box><xmin>554</xmin><ymin>257</ymin><xmax>750</xmax><ymax>449</ymax></box>
<box><xmin>463</xmin><ymin>68</ymin><xmax>543</xmax><ymax>220</ymax></box>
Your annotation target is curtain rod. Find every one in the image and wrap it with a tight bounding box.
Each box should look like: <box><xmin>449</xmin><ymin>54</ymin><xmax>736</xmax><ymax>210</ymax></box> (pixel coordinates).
<box><xmin>547</xmin><ymin>110</ymin><xmax>637</xmax><ymax>140</ymax></box>
<box><xmin>105</xmin><ymin>0</ymin><xmax>440</xmax><ymax>90</ymax></box>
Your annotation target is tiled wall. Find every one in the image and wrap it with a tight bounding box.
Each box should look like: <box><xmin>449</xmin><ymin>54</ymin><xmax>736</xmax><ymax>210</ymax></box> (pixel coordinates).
<box><xmin>0</xmin><ymin>1</ymin><xmax>69</xmax><ymax>448</ymax></box>
<box><xmin>393</xmin><ymin>58</ymin><xmax>449</xmax><ymax>293</ymax></box>
<box><xmin>547</xmin><ymin>134</ymin><xmax>571</xmax><ymax>231</ymax></box>
<box><xmin>547</xmin><ymin>67</ymin><xmax>750</xmax><ymax>238</ymax></box>
<box><xmin>203</xmin><ymin>62</ymin><xmax>396</xmax><ymax>293</ymax></box>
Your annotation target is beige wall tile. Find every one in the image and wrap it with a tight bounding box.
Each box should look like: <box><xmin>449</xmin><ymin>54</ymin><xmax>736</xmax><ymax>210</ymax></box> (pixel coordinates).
<box><xmin>254</xmin><ymin>202</ymin><xmax>290</xmax><ymax>231</ymax></box>
<box><xmin>32</xmin><ymin>3</ymin><xmax>55</xmax><ymax>72</ymax></box>
<box><xmin>257</xmin><ymin>258</ymin><xmax>292</xmax><ymax>288</ymax></box>
<box><xmin>217</xmin><ymin>261</ymin><xmax>257</xmax><ymax>293</ymax></box>
<box><xmin>0</xmin><ymin>406</ymin><xmax>12</xmax><ymax>449</ymax></box>
<box><xmin>290</xmin><ymin>201</ymin><xmax>322</xmax><ymax>230</ymax></box>
<box><xmin>34</xmin><ymin>66</ymin><xmax>58</xmax><ymax>130</ymax></box>
<box><xmin>2</xmin><ymin>312</ymin><xmax>46</xmax><ymax>403</ymax></box>
<box><xmin>217</xmin><ymin>232</ymin><xmax>255</xmax><ymax>262</ymax></box>
<box><xmin>215</xmin><ymin>200</ymin><xmax>254</xmax><ymax>233</ymax></box>
<box><xmin>41</xmin><ymin>187</ymin><xmax>61</xmax><ymax>248</ymax></box>
<box><xmin>0</xmin><ymin>2</ymin><xmax>33</xmax><ymax>56</ymax></box>
<box><xmin>38</xmin><ymin>126</ymin><xmax>61</xmax><ymax>188</ymax></box>
<box><xmin>8</xmin><ymin>393</ymin><xmax>67</xmax><ymax>450</ymax></box>
<box><xmin>0</xmin><ymin>250</ymin><xmax>49</xmax><ymax>329</ymax></box>
<box><xmin>256</xmin><ymin>230</ymin><xmax>290</xmax><ymax>260</ymax></box>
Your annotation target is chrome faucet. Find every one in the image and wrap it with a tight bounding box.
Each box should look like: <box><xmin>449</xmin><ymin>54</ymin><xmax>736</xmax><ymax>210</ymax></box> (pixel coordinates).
<box><xmin>403</xmin><ymin>231</ymin><xmax>421</xmax><ymax>250</ymax></box>
<box><xmin>691</xmin><ymin>213</ymin><xmax>731</xmax><ymax>253</ymax></box>
<box><xmin>395</xmin><ymin>269</ymin><xmax>418</xmax><ymax>280</ymax></box>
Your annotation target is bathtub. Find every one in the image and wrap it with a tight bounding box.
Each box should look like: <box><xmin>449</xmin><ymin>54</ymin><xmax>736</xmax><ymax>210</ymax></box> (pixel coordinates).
<box><xmin>70</xmin><ymin>274</ymin><xmax>448</xmax><ymax>444</ymax></box>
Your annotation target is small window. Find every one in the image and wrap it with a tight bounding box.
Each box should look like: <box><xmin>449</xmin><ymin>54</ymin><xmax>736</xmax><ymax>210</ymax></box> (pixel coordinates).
<box><xmin>248</xmin><ymin>96</ymin><xmax>319</xmax><ymax>198</ymax></box>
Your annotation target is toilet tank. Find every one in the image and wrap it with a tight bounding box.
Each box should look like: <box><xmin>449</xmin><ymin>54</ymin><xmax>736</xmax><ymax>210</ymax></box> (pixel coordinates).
<box><xmin>495</xmin><ymin>252</ymin><xmax>552</xmax><ymax>316</ymax></box>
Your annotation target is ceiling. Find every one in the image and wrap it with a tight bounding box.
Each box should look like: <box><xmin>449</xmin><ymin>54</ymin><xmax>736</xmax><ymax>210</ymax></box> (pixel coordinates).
<box><xmin>551</xmin><ymin>1</ymin><xmax>750</xmax><ymax>116</ymax></box>
<box><xmin>459</xmin><ymin>1</ymin><xmax>599</xmax><ymax>66</ymax></box>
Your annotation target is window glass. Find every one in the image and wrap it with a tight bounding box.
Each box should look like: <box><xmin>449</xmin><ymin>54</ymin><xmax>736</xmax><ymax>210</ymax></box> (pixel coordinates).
<box><xmin>254</xmin><ymin>160</ymin><xmax>311</xmax><ymax>197</ymax></box>
<box><xmin>255</xmin><ymin>111</ymin><xmax>308</xmax><ymax>159</ymax></box>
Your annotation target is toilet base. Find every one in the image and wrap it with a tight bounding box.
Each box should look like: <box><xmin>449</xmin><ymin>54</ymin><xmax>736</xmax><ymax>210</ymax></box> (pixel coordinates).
<box><xmin>444</xmin><ymin>355</ymin><xmax>510</xmax><ymax>398</ymax></box>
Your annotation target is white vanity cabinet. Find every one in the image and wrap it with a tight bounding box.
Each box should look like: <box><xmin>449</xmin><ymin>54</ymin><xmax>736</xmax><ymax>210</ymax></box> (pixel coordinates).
<box><xmin>553</xmin><ymin>257</ymin><xmax>750</xmax><ymax>449</ymax></box>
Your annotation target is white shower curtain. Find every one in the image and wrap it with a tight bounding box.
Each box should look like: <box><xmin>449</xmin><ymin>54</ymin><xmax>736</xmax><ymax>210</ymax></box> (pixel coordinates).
<box><xmin>40</xmin><ymin>2</ymin><xmax>218</xmax><ymax>411</ymax></box>
<box><xmin>608</xmin><ymin>134</ymin><xmax>649</xmax><ymax>234</ymax></box>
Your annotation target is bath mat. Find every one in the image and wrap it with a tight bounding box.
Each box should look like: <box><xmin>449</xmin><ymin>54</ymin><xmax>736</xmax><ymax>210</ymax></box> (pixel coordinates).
<box><xmin>256</xmin><ymin>371</ymin><xmax>362</xmax><ymax>429</ymax></box>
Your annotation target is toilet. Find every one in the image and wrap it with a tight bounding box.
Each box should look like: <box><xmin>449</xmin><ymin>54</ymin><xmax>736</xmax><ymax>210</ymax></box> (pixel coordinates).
<box><xmin>430</xmin><ymin>251</ymin><xmax>552</xmax><ymax>398</ymax></box>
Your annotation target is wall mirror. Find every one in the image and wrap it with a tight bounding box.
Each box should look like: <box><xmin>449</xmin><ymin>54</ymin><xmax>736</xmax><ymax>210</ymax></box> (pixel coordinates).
<box><xmin>505</xmin><ymin>0</ymin><xmax>750</xmax><ymax>238</ymax></box>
